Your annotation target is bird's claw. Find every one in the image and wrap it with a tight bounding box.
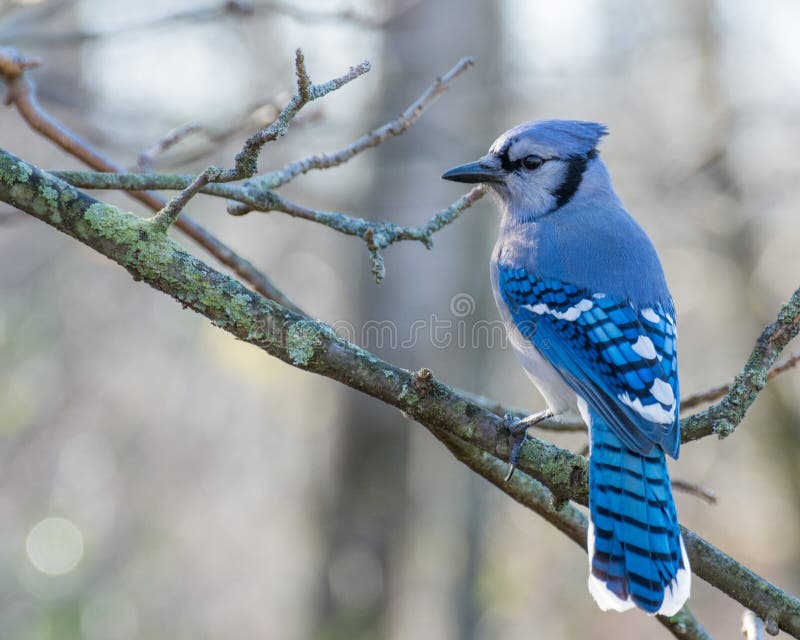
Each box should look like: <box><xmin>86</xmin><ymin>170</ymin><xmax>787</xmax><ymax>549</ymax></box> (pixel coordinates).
<box><xmin>501</xmin><ymin>409</ymin><xmax>555</xmax><ymax>482</ymax></box>
<box><xmin>503</xmin><ymin>413</ymin><xmax>528</xmax><ymax>482</ymax></box>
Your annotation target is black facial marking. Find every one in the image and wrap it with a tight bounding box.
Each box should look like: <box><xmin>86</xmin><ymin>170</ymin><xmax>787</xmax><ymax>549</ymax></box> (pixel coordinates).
<box><xmin>552</xmin><ymin>149</ymin><xmax>597</xmax><ymax>209</ymax></box>
<box><xmin>500</xmin><ymin>147</ymin><xmax>552</xmax><ymax>173</ymax></box>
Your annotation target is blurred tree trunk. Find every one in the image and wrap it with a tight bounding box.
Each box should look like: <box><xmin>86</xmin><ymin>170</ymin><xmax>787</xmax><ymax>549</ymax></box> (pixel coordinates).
<box><xmin>311</xmin><ymin>1</ymin><xmax>501</xmax><ymax>638</ymax></box>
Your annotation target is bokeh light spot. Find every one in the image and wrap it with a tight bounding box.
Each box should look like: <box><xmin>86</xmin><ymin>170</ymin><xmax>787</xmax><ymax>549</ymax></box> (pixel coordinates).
<box><xmin>25</xmin><ymin>517</ymin><xmax>84</xmax><ymax>575</ymax></box>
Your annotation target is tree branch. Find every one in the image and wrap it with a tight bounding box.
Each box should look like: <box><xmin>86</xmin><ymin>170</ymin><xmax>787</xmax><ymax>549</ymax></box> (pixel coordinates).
<box><xmin>150</xmin><ymin>49</ymin><xmax>370</xmax><ymax>229</ymax></box>
<box><xmin>1</xmin><ymin>0</ymin><xmax>407</xmax><ymax>46</ymax></box>
<box><xmin>681</xmin><ymin>294</ymin><xmax>800</xmax><ymax>443</ymax></box>
<box><xmin>51</xmin><ymin>55</ymin><xmax>483</xmax><ymax>281</ymax></box>
<box><xmin>138</xmin><ymin>122</ymin><xmax>202</xmax><ymax>172</ymax></box>
<box><xmin>3</xmin><ymin>150</ymin><xmax>799</xmax><ymax>637</ymax></box>
<box><xmin>671</xmin><ymin>479</ymin><xmax>718</xmax><ymax>505</ymax></box>
<box><xmin>437</xmin><ymin>431</ymin><xmax>712</xmax><ymax>640</ymax></box>
<box><xmin>0</xmin><ymin>46</ymin><xmax>301</xmax><ymax>313</ymax></box>
<box><xmin>680</xmin><ymin>350</ymin><xmax>800</xmax><ymax>412</ymax></box>
<box><xmin>51</xmin><ymin>169</ymin><xmax>486</xmax><ymax>283</ymax></box>
<box><xmin>246</xmin><ymin>55</ymin><xmax>475</xmax><ymax>191</ymax></box>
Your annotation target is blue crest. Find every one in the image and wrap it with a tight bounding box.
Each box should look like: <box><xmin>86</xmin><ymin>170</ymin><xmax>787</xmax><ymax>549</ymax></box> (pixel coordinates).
<box><xmin>490</xmin><ymin>119</ymin><xmax>609</xmax><ymax>159</ymax></box>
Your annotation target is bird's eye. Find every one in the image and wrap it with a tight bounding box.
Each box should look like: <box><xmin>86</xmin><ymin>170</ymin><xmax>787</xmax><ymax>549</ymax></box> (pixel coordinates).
<box><xmin>521</xmin><ymin>155</ymin><xmax>543</xmax><ymax>171</ymax></box>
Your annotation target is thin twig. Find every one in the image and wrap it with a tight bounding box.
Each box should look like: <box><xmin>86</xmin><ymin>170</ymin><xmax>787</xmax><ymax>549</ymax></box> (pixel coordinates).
<box><xmin>672</xmin><ymin>479</ymin><xmax>718</xmax><ymax>505</ymax></box>
<box><xmin>150</xmin><ymin>49</ymin><xmax>370</xmax><ymax>229</ymax></box>
<box><xmin>682</xmin><ymin>292</ymin><xmax>800</xmax><ymax>442</ymax></box>
<box><xmin>249</xmin><ymin>56</ymin><xmax>476</xmax><ymax>191</ymax></box>
<box><xmin>53</xmin><ymin>171</ymin><xmax>487</xmax><ymax>282</ymax></box>
<box><xmin>226</xmin><ymin>51</ymin><xmax>371</xmax><ymax>182</ymax></box>
<box><xmin>239</xmin><ymin>186</ymin><xmax>487</xmax><ymax>282</ymax></box>
<box><xmin>0</xmin><ymin>46</ymin><xmax>301</xmax><ymax>313</ymax></box>
<box><xmin>681</xmin><ymin>350</ymin><xmax>800</xmax><ymax>411</ymax></box>
<box><xmin>450</xmin><ymin>345</ymin><xmax>800</xmax><ymax>436</ymax></box>
<box><xmin>138</xmin><ymin>122</ymin><xmax>202</xmax><ymax>172</ymax></box>
<box><xmin>1</xmin><ymin>0</ymin><xmax>406</xmax><ymax>45</ymax></box>
<box><xmin>51</xmin><ymin>55</ymin><xmax>479</xmax><ymax>278</ymax></box>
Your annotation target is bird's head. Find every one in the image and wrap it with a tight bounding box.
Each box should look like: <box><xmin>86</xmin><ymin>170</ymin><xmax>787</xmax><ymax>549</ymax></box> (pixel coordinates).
<box><xmin>442</xmin><ymin>119</ymin><xmax>608</xmax><ymax>220</ymax></box>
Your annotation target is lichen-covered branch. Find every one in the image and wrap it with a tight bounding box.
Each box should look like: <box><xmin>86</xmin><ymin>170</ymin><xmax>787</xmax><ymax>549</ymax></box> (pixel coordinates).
<box><xmin>50</xmin><ymin>55</ymin><xmax>483</xmax><ymax>281</ymax></box>
<box><xmin>0</xmin><ymin>46</ymin><xmax>300</xmax><ymax>313</ymax></box>
<box><xmin>680</xmin><ymin>349</ymin><xmax>800</xmax><ymax>412</ymax></box>
<box><xmin>455</xmin><ymin>336</ymin><xmax>800</xmax><ymax>436</ymax></box>
<box><xmin>437</xmin><ymin>432</ymin><xmax>711</xmax><ymax>640</ymax></box>
<box><xmin>681</xmin><ymin>291</ymin><xmax>800</xmax><ymax>443</ymax></box>
<box><xmin>52</xmin><ymin>170</ymin><xmax>487</xmax><ymax>283</ymax></box>
<box><xmin>682</xmin><ymin>528</ymin><xmax>797</xmax><ymax>636</ymax></box>
<box><xmin>3</xmin><ymin>149</ymin><xmax>799</xmax><ymax>637</ymax></box>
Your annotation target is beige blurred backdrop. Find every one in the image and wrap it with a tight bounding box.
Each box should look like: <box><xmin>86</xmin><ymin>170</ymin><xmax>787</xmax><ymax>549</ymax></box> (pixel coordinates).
<box><xmin>1</xmin><ymin>0</ymin><xmax>799</xmax><ymax>638</ymax></box>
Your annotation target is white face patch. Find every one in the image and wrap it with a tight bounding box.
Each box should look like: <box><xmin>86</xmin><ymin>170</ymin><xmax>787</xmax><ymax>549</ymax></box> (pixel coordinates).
<box><xmin>618</xmin><ymin>392</ymin><xmax>675</xmax><ymax>424</ymax></box>
<box><xmin>631</xmin><ymin>335</ymin><xmax>656</xmax><ymax>360</ymax></box>
<box><xmin>650</xmin><ymin>378</ymin><xmax>675</xmax><ymax>407</ymax></box>
<box><xmin>641</xmin><ymin>307</ymin><xmax>660</xmax><ymax>323</ymax></box>
<box><xmin>523</xmin><ymin>299</ymin><xmax>593</xmax><ymax>322</ymax></box>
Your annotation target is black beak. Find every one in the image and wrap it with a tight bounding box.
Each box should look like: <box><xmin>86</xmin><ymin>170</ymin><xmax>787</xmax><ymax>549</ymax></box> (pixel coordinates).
<box><xmin>441</xmin><ymin>160</ymin><xmax>505</xmax><ymax>184</ymax></box>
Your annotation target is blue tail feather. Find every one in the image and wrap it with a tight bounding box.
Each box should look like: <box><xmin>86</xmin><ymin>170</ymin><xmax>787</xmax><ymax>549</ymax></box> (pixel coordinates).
<box><xmin>588</xmin><ymin>415</ymin><xmax>689</xmax><ymax>614</ymax></box>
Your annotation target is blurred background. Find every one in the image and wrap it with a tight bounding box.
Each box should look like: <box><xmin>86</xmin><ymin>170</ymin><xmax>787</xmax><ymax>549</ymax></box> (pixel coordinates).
<box><xmin>1</xmin><ymin>0</ymin><xmax>799</xmax><ymax>638</ymax></box>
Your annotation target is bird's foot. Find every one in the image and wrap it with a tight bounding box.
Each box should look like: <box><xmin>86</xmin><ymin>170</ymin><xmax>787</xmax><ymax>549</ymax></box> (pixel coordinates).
<box><xmin>502</xmin><ymin>408</ymin><xmax>555</xmax><ymax>482</ymax></box>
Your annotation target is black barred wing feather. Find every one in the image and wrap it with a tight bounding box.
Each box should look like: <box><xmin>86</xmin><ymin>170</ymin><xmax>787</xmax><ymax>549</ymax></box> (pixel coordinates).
<box><xmin>498</xmin><ymin>265</ymin><xmax>680</xmax><ymax>457</ymax></box>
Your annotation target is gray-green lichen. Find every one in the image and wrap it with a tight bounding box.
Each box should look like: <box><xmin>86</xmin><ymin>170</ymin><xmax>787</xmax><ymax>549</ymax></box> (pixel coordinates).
<box><xmin>398</xmin><ymin>383</ymin><xmax>419</xmax><ymax>405</ymax></box>
<box><xmin>286</xmin><ymin>320</ymin><xmax>324</xmax><ymax>366</ymax></box>
<box><xmin>4</xmin><ymin>159</ymin><xmax>31</xmax><ymax>185</ymax></box>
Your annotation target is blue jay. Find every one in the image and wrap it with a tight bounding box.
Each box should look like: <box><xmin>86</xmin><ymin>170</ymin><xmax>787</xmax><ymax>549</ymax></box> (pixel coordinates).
<box><xmin>442</xmin><ymin>120</ymin><xmax>690</xmax><ymax>616</ymax></box>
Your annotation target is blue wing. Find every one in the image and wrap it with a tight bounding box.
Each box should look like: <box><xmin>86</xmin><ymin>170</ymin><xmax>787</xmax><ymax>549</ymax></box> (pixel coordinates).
<box><xmin>498</xmin><ymin>265</ymin><xmax>680</xmax><ymax>457</ymax></box>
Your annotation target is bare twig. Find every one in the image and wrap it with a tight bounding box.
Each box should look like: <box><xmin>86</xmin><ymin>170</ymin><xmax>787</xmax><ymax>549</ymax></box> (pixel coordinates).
<box><xmin>150</xmin><ymin>49</ymin><xmax>370</xmax><ymax>229</ymax></box>
<box><xmin>456</xmin><ymin>344</ymin><xmax>800</xmax><ymax>438</ymax></box>
<box><xmin>237</xmin><ymin>186</ymin><xmax>487</xmax><ymax>282</ymax></box>
<box><xmin>227</xmin><ymin>51</ymin><xmax>371</xmax><ymax>182</ymax></box>
<box><xmin>138</xmin><ymin>122</ymin><xmax>202</xmax><ymax>172</ymax></box>
<box><xmin>0</xmin><ymin>46</ymin><xmax>40</xmax><ymax>79</ymax></box>
<box><xmin>1</xmin><ymin>0</ymin><xmax>406</xmax><ymax>46</ymax></box>
<box><xmin>52</xmin><ymin>175</ymin><xmax>487</xmax><ymax>282</ymax></box>
<box><xmin>151</xmin><ymin>166</ymin><xmax>225</xmax><ymax>231</ymax></box>
<box><xmin>672</xmin><ymin>479</ymin><xmax>718</xmax><ymax>505</ymax></box>
<box><xmin>682</xmin><ymin>293</ymin><xmax>800</xmax><ymax>442</ymax></box>
<box><xmin>250</xmin><ymin>56</ymin><xmax>476</xmax><ymax>191</ymax></box>
<box><xmin>681</xmin><ymin>350</ymin><xmax>800</xmax><ymax>412</ymax></box>
<box><xmin>0</xmin><ymin>45</ymin><xmax>300</xmax><ymax>313</ymax></box>
<box><xmin>49</xmin><ymin>54</ymin><xmax>480</xmax><ymax>279</ymax></box>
